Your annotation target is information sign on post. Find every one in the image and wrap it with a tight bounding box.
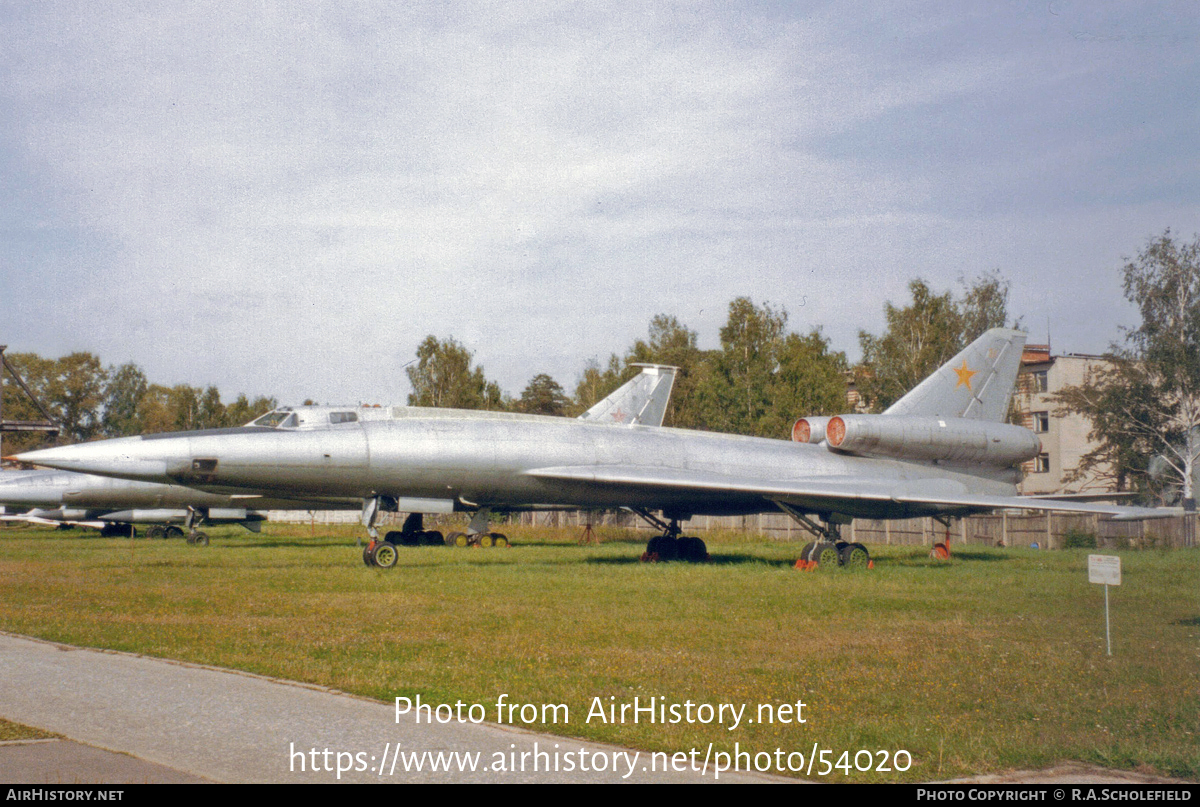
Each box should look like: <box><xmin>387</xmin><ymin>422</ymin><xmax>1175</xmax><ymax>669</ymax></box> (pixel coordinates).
<box><xmin>1088</xmin><ymin>554</ymin><xmax>1121</xmax><ymax>656</ymax></box>
<box><xmin>1088</xmin><ymin>554</ymin><xmax>1121</xmax><ymax>586</ymax></box>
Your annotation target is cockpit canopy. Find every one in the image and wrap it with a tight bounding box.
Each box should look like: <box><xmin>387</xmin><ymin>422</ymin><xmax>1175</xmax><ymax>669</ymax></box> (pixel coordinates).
<box><xmin>251</xmin><ymin>410</ymin><xmax>299</xmax><ymax>429</ymax></box>
<box><xmin>247</xmin><ymin>405</ymin><xmax>388</xmax><ymax>431</ymax></box>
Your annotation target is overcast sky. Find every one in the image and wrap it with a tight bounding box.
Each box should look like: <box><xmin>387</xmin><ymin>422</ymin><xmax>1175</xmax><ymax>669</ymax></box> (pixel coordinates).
<box><xmin>2</xmin><ymin>2</ymin><xmax>1197</xmax><ymax>406</ymax></box>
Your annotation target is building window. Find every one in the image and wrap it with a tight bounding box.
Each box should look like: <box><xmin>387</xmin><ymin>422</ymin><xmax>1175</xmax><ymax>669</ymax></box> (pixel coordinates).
<box><xmin>1034</xmin><ymin>453</ymin><xmax>1050</xmax><ymax>473</ymax></box>
<box><xmin>1033</xmin><ymin>412</ymin><xmax>1049</xmax><ymax>433</ymax></box>
<box><xmin>1032</xmin><ymin>371</ymin><xmax>1048</xmax><ymax>393</ymax></box>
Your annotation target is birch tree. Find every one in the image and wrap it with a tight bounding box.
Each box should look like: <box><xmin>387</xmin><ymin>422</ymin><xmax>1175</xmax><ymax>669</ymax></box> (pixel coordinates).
<box><xmin>1056</xmin><ymin>230</ymin><xmax>1200</xmax><ymax>507</ymax></box>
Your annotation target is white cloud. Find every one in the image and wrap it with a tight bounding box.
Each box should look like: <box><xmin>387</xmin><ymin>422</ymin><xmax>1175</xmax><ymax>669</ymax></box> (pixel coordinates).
<box><xmin>1</xmin><ymin>2</ymin><xmax>1196</xmax><ymax>402</ymax></box>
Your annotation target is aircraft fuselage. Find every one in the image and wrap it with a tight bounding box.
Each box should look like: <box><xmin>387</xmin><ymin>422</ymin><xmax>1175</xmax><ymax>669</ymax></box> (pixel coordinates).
<box><xmin>33</xmin><ymin>410</ymin><xmax>1021</xmax><ymax>521</ymax></box>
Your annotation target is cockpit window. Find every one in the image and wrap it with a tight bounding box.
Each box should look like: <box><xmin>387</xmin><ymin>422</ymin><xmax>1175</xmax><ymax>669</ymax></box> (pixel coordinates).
<box><xmin>251</xmin><ymin>410</ymin><xmax>299</xmax><ymax>429</ymax></box>
<box><xmin>329</xmin><ymin>412</ymin><xmax>358</xmax><ymax>424</ymax></box>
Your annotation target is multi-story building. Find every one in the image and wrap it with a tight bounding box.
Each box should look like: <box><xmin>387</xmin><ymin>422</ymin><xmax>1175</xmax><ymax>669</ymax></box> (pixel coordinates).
<box><xmin>1015</xmin><ymin>345</ymin><xmax>1114</xmax><ymax>495</ymax></box>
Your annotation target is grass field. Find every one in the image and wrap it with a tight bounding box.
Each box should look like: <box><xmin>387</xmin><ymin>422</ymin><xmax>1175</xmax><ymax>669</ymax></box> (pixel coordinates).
<box><xmin>0</xmin><ymin>522</ymin><xmax>1195</xmax><ymax>782</ymax></box>
<box><xmin>0</xmin><ymin>718</ymin><xmax>58</xmax><ymax>742</ymax></box>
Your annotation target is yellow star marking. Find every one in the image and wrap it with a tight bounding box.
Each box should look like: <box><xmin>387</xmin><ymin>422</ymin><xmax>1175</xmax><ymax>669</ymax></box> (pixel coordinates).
<box><xmin>954</xmin><ymin>360</ymin><xmax>977</xmax><ymax>391</ymax></box>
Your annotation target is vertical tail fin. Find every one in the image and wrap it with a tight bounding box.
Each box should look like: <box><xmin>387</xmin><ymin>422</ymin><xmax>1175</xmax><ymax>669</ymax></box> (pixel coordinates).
<box><xmin>884</xmin><ymin>329</ymin><xmax>1025</xmax><ymax>422</ymax></box>
<box><xmin>577</xmin><ymin>364</ymin><xmax>678</xmax><ymax>427</ymax></box>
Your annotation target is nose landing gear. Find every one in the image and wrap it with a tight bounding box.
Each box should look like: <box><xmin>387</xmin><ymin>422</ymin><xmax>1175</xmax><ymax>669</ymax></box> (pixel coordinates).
<box><xmin>631</xmin><ymin>509</ymin><xmax>709</xmax><ymax>563</ymax></box>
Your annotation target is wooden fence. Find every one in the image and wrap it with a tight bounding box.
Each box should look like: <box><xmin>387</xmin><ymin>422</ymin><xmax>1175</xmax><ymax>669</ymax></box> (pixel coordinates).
<box><xmin>268</xmin><ymin>507</ymin><xmax>1197</xmax><ymax>550</ymax></box>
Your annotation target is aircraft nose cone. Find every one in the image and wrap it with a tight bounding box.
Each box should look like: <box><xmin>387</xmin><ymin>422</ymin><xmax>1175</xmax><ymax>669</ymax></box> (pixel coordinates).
<box><xmin>0</xmin><ymin>481</ymin><xmax>56</xmax><ymax>506</ymax></box>
<box><xmin>13</xmin><ymin>445</ymin><xmax>94</xmax><ymax>470</ymax></box>
<box><xmin>14</xmin><ymin>438</ymin><xmax>178</xmax><ymax>483</ymax></box>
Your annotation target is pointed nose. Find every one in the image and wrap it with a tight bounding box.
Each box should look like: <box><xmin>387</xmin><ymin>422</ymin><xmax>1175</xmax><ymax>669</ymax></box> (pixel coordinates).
<box><xmin>14</xmin><ymin>437</ymin><xmax>183</xmax><ymax>483</ymax></box>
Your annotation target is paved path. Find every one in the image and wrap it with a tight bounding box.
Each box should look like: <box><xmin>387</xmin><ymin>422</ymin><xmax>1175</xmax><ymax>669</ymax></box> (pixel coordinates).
<box><xmin>0</xmin><ymin>633</ymin><xmax>777</xmax><ymax>783</ymax></box>
<box><xmin>0</xmin><ymin>739</ymin><xmax>212</xmax><ymax>784</ymax></box>
<box><xmin>2</xmin><ymin>633</ymin><xmax>1184</xmax><ymax>786</ymax></box>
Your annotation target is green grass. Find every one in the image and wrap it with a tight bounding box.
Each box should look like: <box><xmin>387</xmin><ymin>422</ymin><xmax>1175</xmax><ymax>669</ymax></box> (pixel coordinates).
<box><xmin>0</xmin><ymin>718</ymin><xmax>59</xmax><ymax>742</ymax></box>
<box><xmin>0</xmin><ymin>523</ymin><xmax>1196</xmax><ymax>781</ymax></box>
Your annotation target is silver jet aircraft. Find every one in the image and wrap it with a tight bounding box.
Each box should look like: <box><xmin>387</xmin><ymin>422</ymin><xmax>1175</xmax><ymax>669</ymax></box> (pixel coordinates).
<box><xmin>0</xmin><ymin>467</ymin><xmax>364</xmax><ymax>543</ymax></box>
<box><xmin>11</xmin><ymin>335</ymin><xmax>1152</xmax><ymax>568</ymax></box>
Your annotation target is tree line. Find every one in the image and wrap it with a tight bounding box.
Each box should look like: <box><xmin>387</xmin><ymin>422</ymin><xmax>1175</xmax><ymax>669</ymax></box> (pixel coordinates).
<box><xmin>7</xmin><ymin>230</ymin><xmax>1196</xmax><ymax>508</ymax></box>
<box><xmin>406</xmin><ymin>272</ymin><xmax>1018</xmax><ymax>438</ymax></box>
<box><xmin>2</xmin><ymin>274</ymin><xmax>1013</xmax><ymax>458</ymax></box>
<box><xmin>1</xmin><ymin>356</ymin><xmax>276</xmax><ymax>455</ymax></box>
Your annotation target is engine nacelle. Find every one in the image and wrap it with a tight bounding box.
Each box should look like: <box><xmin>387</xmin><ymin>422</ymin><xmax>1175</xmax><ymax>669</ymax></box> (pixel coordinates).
<box><xmin>791</xmin><ymin>417</ymin><xmax>832</xmax><ymax>444</ymax></box>
<box><xmin>823</xmin><ymin>415</ymin><xmax>1041</xmax><ymax>466</ymax></box>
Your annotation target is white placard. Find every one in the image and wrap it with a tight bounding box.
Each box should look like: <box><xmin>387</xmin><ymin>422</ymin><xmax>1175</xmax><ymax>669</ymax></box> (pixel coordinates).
<box><xmin>1088</xmin><ymin>554</ymin><xmax>1121</xmax><ymax>586</ymax></box>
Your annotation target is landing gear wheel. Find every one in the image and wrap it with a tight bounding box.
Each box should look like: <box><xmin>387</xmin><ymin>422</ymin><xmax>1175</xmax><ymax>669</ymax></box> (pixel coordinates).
<box><xmin>363</xmin><ymin>544</ymin><xmax>375</xmax><ymax>567</ymax></box>
<box><xmin>371</xmin><ymin>542</ymin><xmax>398</xmax><ymax>569</ymax></box>
<box><xmin>645</xmin><ymin>535</ymin><xmax>678</xmax><ymax>561</ymax></box>
<box><xmin>642</xmin><ymin>536</ymin><xmax>661</xmax><ymax>561</ymax></box>
<box><xmin>478</xmin><ymin>533</ymin><xmax>494</xmax><ymax>548</ymax></box>
<box><xmin>166</xmin><ymin>526</ymin><xmax>185</xmax><ymax>539</ymax></box>
<box><xmin>839</xmin><ymin>542</ymin><xmax>870</xmax><ymax>569</ymax></box>
<box><xmin>491</xmin><ymin>533</ymin><xmax>508</xmax><ymax>548</ymax></box>
<box><xmin>147</xmin><ymin>526</ymin><xmax>166</xmax><ymax>539</ymax></box>
<box><xmin>446</xmin><ymin>531</ymin><xmax>469</xmax><ymax>547</ymax></box>
<box><xmin>812</xmin><ymin>541</ymin><xmax>839</xmax><ymax>567</ymax></box>
<box><xmin>190</xmin><ymin>531</ymin><xmax>209</xmax><ymax>547</ymax></box>
<box><xmin>677</xmin><ymin>536</ymin><xmax>709</xmax><ymax>562</ymax></box>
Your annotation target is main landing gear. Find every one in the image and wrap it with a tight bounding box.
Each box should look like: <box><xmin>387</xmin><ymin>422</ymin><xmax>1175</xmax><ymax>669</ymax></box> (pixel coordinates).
<box><xmin>383</xmin><ymin>513</ymin><xmax>444</xmax><ymax>547</ymax></box>
<box><xmin>775</xmin><ymin>503</ymin><xmax>870</xmax><ymax>571</ymax></box>
<box><xmin>443</xmin><ymin>508</ymin><xmax>508</xmax><ymax>549</ymax></box>
<box><xmin>631</xmin><ymin>510</ymin><xmax>709</xmax><ymax>563</ymax></box>
<box><xmin>146</xmin><ymin>525</ymin><xmax>186</xmax><ymax>540</ymax></box>
<box><xmin>360</xmin><ymin>502</ymin><xmax>511</xmax><ymax>568</ymax></box>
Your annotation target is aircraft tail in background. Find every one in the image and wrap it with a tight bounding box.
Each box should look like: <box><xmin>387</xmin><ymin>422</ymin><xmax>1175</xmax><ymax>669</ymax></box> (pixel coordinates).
<box><xmin>884</xmin><ymin>328</ymin><xmax>1026</xmax><ymax>422</ymax></box>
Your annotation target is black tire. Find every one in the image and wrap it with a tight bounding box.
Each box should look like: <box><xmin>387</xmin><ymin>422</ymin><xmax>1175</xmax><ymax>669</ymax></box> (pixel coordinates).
<box><xmin>799</xmin><ymin>541</ymin><xmax>818</xmax><ymax>562</ymax></box>
<box><xmin>678</xmin><ymin>536</ymin><xmax>709</xmax><ymax>562</ymax></box>
<box><xmin>192</xmin><ymin>532</ymin><xmax>209</xmax><ymax>547</ymax></box>
<box><xmin>812</xmin><ymin>541</ymin><xmax>839</xmax><ymax>567</ymax></box>
<box><xmin>648</xmin><ymin>535</ymin><xmax>679</xmax><ymax>561</ymax></box>
<box><xmin>371</xmin><ymin>542</ymin><xmax>398</xmax><ymax>569</ymax></box>
<box><xmin>839</xmin><ymin>542</ymin><xmax>870</xmax><ymax>569</ymax></box>
<box><xmin>492</xmin><ymin>533</ymin><xmax>508</xmax><ymax>548</ymax></box>
<box><xmin>147</xmin><ymin>526</ymin><xmax>165</xmax><ymax>540</ymax></box>
<box><xmin>363</xmin><ymin>545</ymin><xmax>375</xmax><ymax>567</ymax></box>
<box><xmin>446</xmin><ymin>531</ymin><xmax>468</xmax><ymax>548</ymax></box>
<box><xmin>478</xmin><ymin>533</ymin><xmax>494</xmax><ymax>548</ymax></box>
<box><xmin>166</xmin><ymin>526</ymin><xmax>185</xmax><ymax>539</ymax></box>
